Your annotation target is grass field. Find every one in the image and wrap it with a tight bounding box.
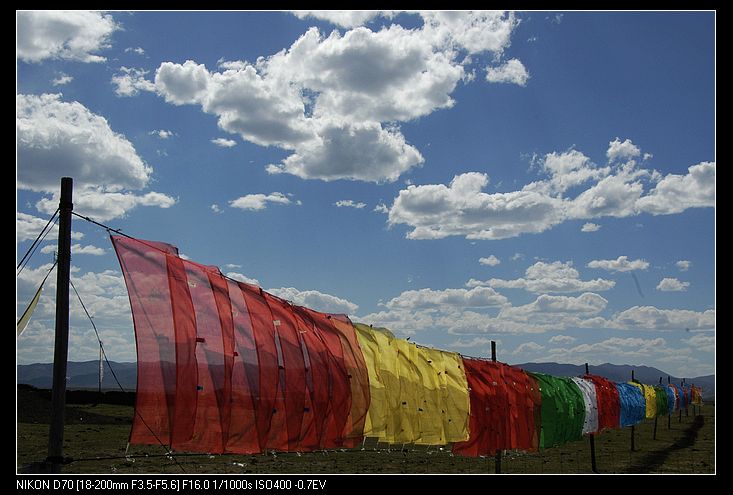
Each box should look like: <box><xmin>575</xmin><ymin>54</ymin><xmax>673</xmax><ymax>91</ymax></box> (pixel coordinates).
<box><xmin>17</xmin><ymin>386</ymin><xmax>714</xmax><ymax>474</ymax></box>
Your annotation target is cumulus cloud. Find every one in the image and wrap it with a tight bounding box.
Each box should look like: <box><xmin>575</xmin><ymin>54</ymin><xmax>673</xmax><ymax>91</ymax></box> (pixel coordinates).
<box><xmin>210</xmin><ymin>204</ymin><xmax>222</xmax><ymax>213</ymax></box>
<box><xmin>17</xmin><ymin>94</ymin><xmax>176</xmax><ymax>220</ymax></box>
<box><xmin>125</xmin><ymin>46</ymin><xmax>145</xmax><ymax>55</ymax></box>
<box><xmin>606</xmin><ymin>137</ymin><xmax>641</xmax><ymax>162</ymax></box>
<box><xmin>385</xmin><ymin>286</ymin><xmax>508</xmax><ymax>310</ymax></box>
<box><xmin>225</xmin><ymin>272</ymin><xmax>260</xmax><ymax>286</ymax></box>
<box><xmin>389</xmin><ymin>172</ymin><xmax>565</xmax><ymax>240</ymax></box>
<box><xmin>448</xmin><ymin>336</ymin><xmax>496</xmax><ymax>348</ymax></box>
<box><xmin>51</xmin><ymin>73</ymin><xmax>73</xmax><ymax>86</ymax></box>
<box><xmin>468</xmin><ymin>260</ymin><xmax>615</xmax><ymax>293</ymax></box>
<box><xmin>486</xmin><ymin>58</ymin><xmax>529</xmax><ymax>86</ymax></box>
<box><xmin>500</xmin><ymin>293</ymin><xmax>608</xmax><ymax>320</ymax></box>
<box><xmin>17</xmin><ymin>10</ymin><xmax>118</xmax><ymax>63</ymax></box>
<box><xmin>269</xmin><ymin>287</ymin><xmax>359</xmax><ymax>314</ymax></box>
<box><xmin>17</xmin><ymin>212</ymin><xmax>84</xmax><ymax>243</ymax></box>
<box><xmin>479</xmin><ymin>255</ymin><xmax>501</xmax><ymax>266</ymax></box>
<box><xmin>147</xmin><ymin>13</ymin><xmax>520</xmax><ymax>183</ymax></box>
<box><xmin>291</xmin><ymin>10</ymin><xmax>393</xmax><ymax>28</ymax></box>
<box><xmin>40</xmin><ymin>243</ymin><xmax>105</xmax><ymax>256</ymax></box>
<box><xmin>635</xmin><ymin>162</ymin><xmax>715</xmax><ymax>215</ymax></box>
<box><xmin>229</xmin><ymin>192</ymin><xmax>296</xmax><ymax>211</ymax></box>
<box><xmin>386</xmin><ymin>149</ymin><xmax>714</xmax><ymax>241</ymax></box>
<box><xmin>587</xmin><ymin>255</ymin><xmax>649</xmax><ymax>272</ymax></box>
<box><xmin>334</xmin><ymin>200</ymin><xmax>366</xmax><ymax>209</ymax></box>
<box><xmin>211</xmin><ymin>137</ymin><xmax>237</xmax><ymax>147</ymax></box>
<box><xmin>676</xmin><ymin>260</ymin><xmax>691</xmax><ymax>272</ymax></box>
<box><xmin>614</xmin><ymin>306</ymin><xmax>714</xmax><ymax>331</ymax></box>
<box><xmin>656</xmin><ymin>277</ymin><xmax>690</xmax><ymax>292</ymax></box>
<box><xmin>549</xmin><ymin>334</ymin><xmax>577</xmax><ymax>344</ymax></box>
<box><xmin>149</xmin><ymin>129</ymin><xmax>174</xmax><ymax>139</ymax></box>
<box><xmin>682</xmin><ymin>333</ymin><xmax>714</xmax><ymax>353</ymax></box>
<box><xmin>111</xmin><ymin>67</ymin><xmax>156</xmax><ymax>97</ymax></box>
<box><xmin>512</xmin><ymin>341</ymin><xmax>544</xmax><ymax>354</ymax></box>
<box><xmin>581</xmin><ymin>222</ymin><xmax>600</xmax><ymax>232</ymax></box>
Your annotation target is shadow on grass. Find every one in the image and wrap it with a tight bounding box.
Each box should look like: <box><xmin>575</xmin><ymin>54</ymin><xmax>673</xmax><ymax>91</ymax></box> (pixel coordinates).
<box><xmin>624</xmin><ymin>415</ymin><xmax>705</xmax><ymax>473</ymax></box>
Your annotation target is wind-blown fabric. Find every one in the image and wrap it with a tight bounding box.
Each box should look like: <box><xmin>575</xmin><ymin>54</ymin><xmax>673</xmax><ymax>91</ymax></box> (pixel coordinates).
<box><xmin>665</xmin><ymin>385</ymin><xmax>677</xmax><ymax>414</ymax></box>
<box><xmin>653</xmin><ymin>386</ymin><xmax>668</xmax><ymax>418</ymax></box>
<box><xmin>112</xmin><ymin>234</ymin><xmax>681</xmax><ymax>457</ymax></box>
<box><xmin>571</xmin><ymin>377</ymin><xmax>599</xmax><ymax>434</ymax></box>
<box><xmin>453</xmin><ymin>360</ymin><xmax>541</xmax><ymax>456</ymax></box>
<box><xmin>112</xmin><ymin>235</ymin><xmax>370</xmax><ymax>453</ymax></box>
<box><xmin>616</xmin><ymin>383</ymin><xmax>645</xmax><ymax>426</ymax></box>
<box><xmin>584</xmin><ymin>374</ymin><xmax>620</xmax><ymax>431</ymax></box>
<box><xmin>691</xmin><ymin>385</ymin><xmax>703</xmax><ymax>406</ymax></box>
<box><xmin>530</xmin><ymin>373</ymin><xmax>585</xmax><ymax>448</ymax></box>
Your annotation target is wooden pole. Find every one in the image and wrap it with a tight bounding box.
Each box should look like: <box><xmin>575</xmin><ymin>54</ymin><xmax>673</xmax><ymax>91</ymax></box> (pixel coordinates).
<box><xmin>47</xmin><ymin>177</ymin><xmax>73</xmax><ymax>467</ymax></box>
<box><xmin>492</xmin><ymin>341</ymin><xmax>501</xmax><ymax>474</ymax></box>
<box><xmin>630</xmin><ymin>369</ymin><xmax>636</xmax><ymax>452</ymax></box>
<box><xmin>684</xmin><ymin>379</ymin><xmax>689</xmax><ymax>417</ymax></box>
<box><xmin>585</xmin><ymin>363</ymin><xmax>598</xmax><ymax>473</ymax></box>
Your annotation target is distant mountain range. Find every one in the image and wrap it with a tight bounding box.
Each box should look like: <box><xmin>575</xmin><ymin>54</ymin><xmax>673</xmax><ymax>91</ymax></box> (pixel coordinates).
<box><xmin>17</xmin><ymin>360</ymin><xmax>715</xmax><ymax>399</ymax></box>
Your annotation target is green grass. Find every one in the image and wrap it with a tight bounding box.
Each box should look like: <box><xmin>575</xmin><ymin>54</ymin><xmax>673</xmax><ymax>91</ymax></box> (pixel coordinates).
<box><xmin>17</xmin><ymin>387</ymin><xmax>714</xmax><ymax>474</ymax></box>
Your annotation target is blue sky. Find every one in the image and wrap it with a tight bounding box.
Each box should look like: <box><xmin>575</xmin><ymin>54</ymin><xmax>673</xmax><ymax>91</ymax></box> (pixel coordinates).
<box><xmin>17</xmin><ymin>11</ymin><xmax>715</xmax><ymax>377</ymax></box>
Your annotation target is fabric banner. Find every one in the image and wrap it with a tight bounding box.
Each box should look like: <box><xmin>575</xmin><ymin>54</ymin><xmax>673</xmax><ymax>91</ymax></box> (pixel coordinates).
<box><xmin>453</xmin><ymin>360</ymin><xmax>540</xmax><ymax>456</ymax></box>
<box><xmin>584</xmin><ymin>374</ymin><xmax>620</xmax><ymax>431</ymax></box>
<box><xmin>616</xmin><ymin>383</ymin><xmax>645</xmax><ymax>427</ymax></box>
<box><xmin>112</xmin><ymin>235</ymin><xmax>369</xmax><ymax>453</ymax></box>
<box><xmin>653</xmin><ymin>386</ymin><xmax>668</xmax><ymax>418</ymax></box>
<box><xmin>530</xmin><ymin>373</ymin><xmax>585</xmax><ymax>448</ymax></box>
<box><xmin>571</xmin><ymin>377</ymin><xmax>599</xmax><ymax>435</ymax></box>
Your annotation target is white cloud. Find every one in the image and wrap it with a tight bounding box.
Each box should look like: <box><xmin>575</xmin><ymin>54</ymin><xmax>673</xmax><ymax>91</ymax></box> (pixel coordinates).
<box><xmin>635</xmin><ymin>162</ymin><xmax>715</xmax><ymax>215</ymax></box>
<box><xmin>40</xmin><ymin>243</ymin><xmax>105</xmax><ymax>256</ymax></box>
<box><xmin>18</xmin><ymin>94</ymin><xmax>150</xmax><ymax>192</ymax></box>
<box><xmin>125</xmin><ymin>46</ymin><xmax>145</xmax><ymax>55</ymax></box>
<box><xmin>656</xmin><ymin>277</ymin><xmax>690</xmax><ymax>292</ymax></box>
<box><xmin>149</xmin><ymin>129</ymin><xmax>174</xmax><ymax>139</ymax></box>
<box><xmin>676</xmin><ymin>260</ymin><xmax>691</xmax><ymax>272</ymax></box>
<box><xmin>500</xmin><ymin>293</ymin><xmax>608</xmax><ymax>320</ymax></box>
<box><xmin>614</xmin><ymin>306</ymin><xmax>714</xmax><ymax>331</ymax></box>
<box><xmin>111</xmin><ymin>67</ymin><xmax>156</xmax><ymax>97</ymax></box>
<box><xmin>291</xmin><ymin>10</ymin><xmax>393</xmax><ymax>28</ymax></box>
<box><xmin>468</xmin><ymin>260</ymin><xmax>616</xmax><ymax>293</ymax></box>
<box><xmin>385</xmin><ymin>286</ymin><xmax>508</xmax><ymax>310</ymax></box>
<box><xmin>512</xmin><ymin>341</ymin><xmax>544</xmax><ymax>355</ymax></box>
<box><xmin>587</xmin><ymin>255</ymin><xmax>649</xmax><ymax>272</ymax></box>
<box><xmin>265</xmin><ymin>118</ymin><xmax>424</xmax><ymax>182</ymax></box>
<box><xmin>448</xmin><ymin>336</ymin><xmax>495</xmax><ymax>348</ymax></box>
<box><xmin>549</xmin><ymin>334</ymin><xmax>577</xmax><ymax>344</ymax></box>
<box><xmin>149</xmin><ymin>13</ymin><xmax>520</xmax><ymax>183</ymax></box>
<box><xmin>606</xmin><ymin>138</ymin><xmax>641</xmax><ymax>163</ymax></box>
<box><xmin>17</xmin><ymin>10</ymin><xmax>118</xmax><ymax>63</ymax></box>
<box><xmin>229</xmin><ymin>192</ymin><xmax>295</xmax><ymax>211</ymax></box>
<box><xmin>210</xmin><ymin>204</ymin><xmax>221</xmax><ymax>213</ymax></box>
<box><xmin>525</xmin><ymin>149</ymin><xmax>610</xmax><ymax>196</ymax></box>
<box><xmin>269</xmin><ymin>286</ymin><xmax>358</xmax><ymax>314</ymax></box>
<box><xmin>549</xmin><ymin>337</ymin><xmax>668</xmax><ymax>362</ymax></box>
<box><xmin>388</xmin><ymin>172</ymin><xmax>565</xmax><ymax>240</ymax></box>
<box><xmin>356</xmin><ymin>309</ymin><xmax>435</xmax><ymax>337</ymax></box>
<box><xmin>334</xmin><ymin>199</ymin><xmax>366</xmax><ymax>209</ymax></box>
<box><xmin>486</xmin><ymin>58</ymin><xmax>529</xmax><ymax>86</ymax></box>
<box><xmin>17</xmin><ymin>94</ymin><xmax>176</xmax><ymax>221</ymax></box>
<box><xmin>224</xmin><ymin>263</ymin><xmax>242</xmax><ymax>269</ymax></box>
<box><xmin>682</xmin><ymin>333</ymin><xmax>714</xmax><ymax>353</ymax></box>
<box><xmin>436</xmin><ymin>311</ymin><xmax>547</xmax><ymax>335</ymax></box>
<box><xmin>17</xmin><ymin>212</ymin><xmax>84</xmax><ymax>243</ymax></box>
<box><xmin>374</xmin><ymin>203</ymin><xmax>389</xmax><ymax>214</ymax></box>
<box><xmin>581</xmin><ymin>222</ymin><xmax>600</xmax><ymax>232</ymax></box>
<box><xmin>225</xmin><ymin>272</ymin><xmax>260</xmax><ymax>286</ymax></box>
<box><xmin>511</xmin><ymin>253</ymin><xmax>524</xmax><ymax>261</ymax></box>
<box><xmin>51</xmin><ymin>73</ymin><xmax>73</xmax><ymax>86</ymax></box>
<box><xmin>479</xmin><ymin>255</ymin><xmax>501</xmax><ymax>266</ymax></box>
<box><xmin>211</xmin><ymin>137</ymin><xmax>237</xmax><ymax>148</ymax></box>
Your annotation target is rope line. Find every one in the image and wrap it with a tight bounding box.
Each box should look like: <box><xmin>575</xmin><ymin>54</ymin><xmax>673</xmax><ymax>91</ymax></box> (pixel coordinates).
<box><xmin>17</xmin><ymin>208</ymin><xmax>59</xmax><ymax>275</ymax></box>
<box><xmin>69</xmin><ymin>278</ymin><xmax>186</xmax><ymax>473</ymax></box>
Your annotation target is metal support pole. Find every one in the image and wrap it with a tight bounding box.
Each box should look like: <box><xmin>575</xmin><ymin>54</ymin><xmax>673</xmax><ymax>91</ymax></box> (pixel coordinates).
<box><xmin>47</xmin><ymin>177</ymin><xmax>73</xmax><ymax>467</ymax></box>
